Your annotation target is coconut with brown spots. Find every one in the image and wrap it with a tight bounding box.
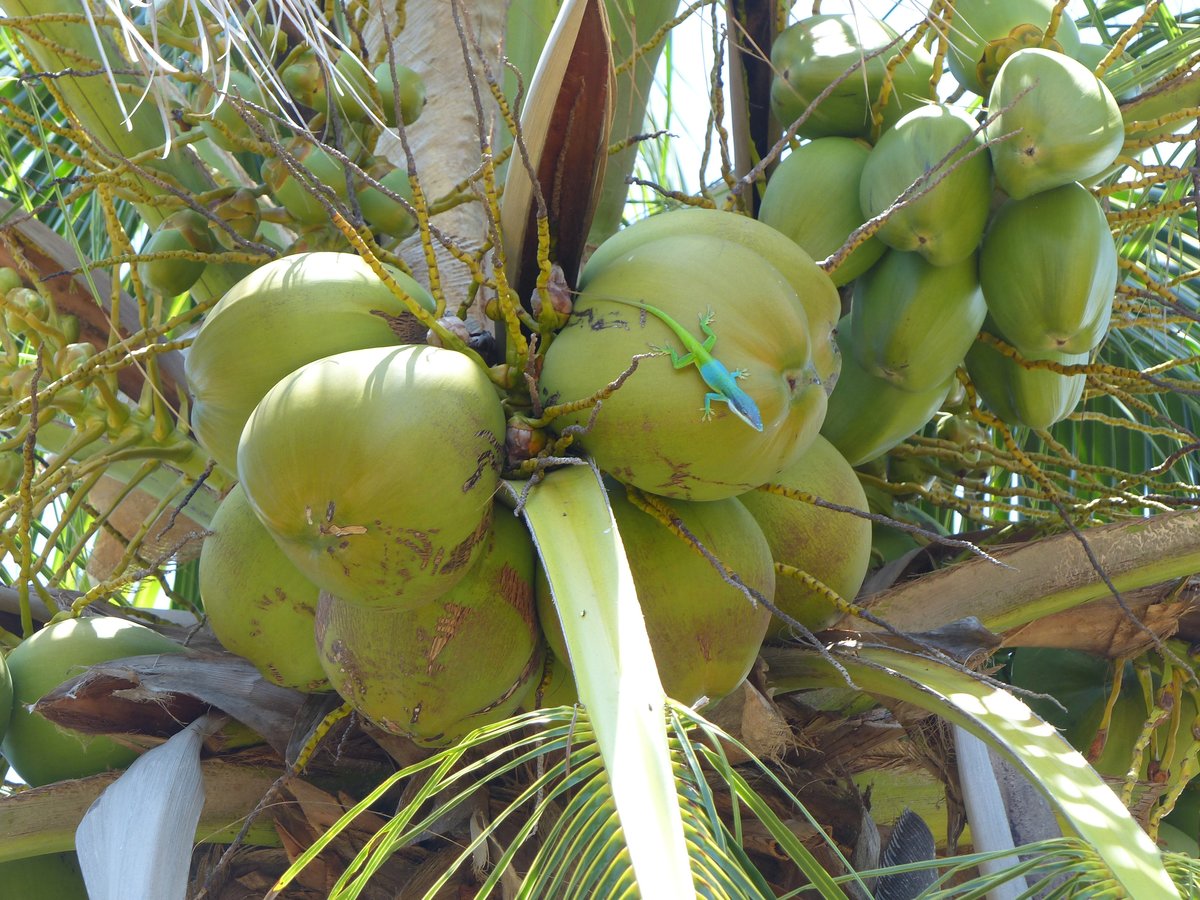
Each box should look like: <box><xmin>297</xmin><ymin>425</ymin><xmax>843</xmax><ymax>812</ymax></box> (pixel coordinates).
<box><xmin>315</xmin><ymin>508</ymin><xmax>541</xmax><ymax>746</ymax></box>
<box><xmin>537</xmin><ymin>482</ymin><xmax>774</xmax><ymax>706</ymax></box>
<box><xmin>199</xmin><ymin>483</ymin><xmax>327</xmax><ymax>690</ymax></box>
<box><xmin>238</xmin><ymin>344</ymin><xmax>505</xmax><ymax>610</ymax></box>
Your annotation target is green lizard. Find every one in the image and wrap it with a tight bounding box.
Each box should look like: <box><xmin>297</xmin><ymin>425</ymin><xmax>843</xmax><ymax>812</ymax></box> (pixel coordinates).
<box><xmin>602</xmin><ymin>297</ymin><xmax>764</xmax><ymax>432</ymax></box>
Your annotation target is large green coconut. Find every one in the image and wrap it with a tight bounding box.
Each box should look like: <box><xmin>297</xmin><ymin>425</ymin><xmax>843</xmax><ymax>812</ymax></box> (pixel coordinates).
<box><xmin>820</xmin><ymin>323</ymin><xmax>954</xmax><ymax>466</ymax></box>
<box><xmin>965</xmin><ymin>327</ymin><xmax>1087</xmax><ymax>429</ymax></box>
<box><xmin>1</xmin><ymin>617</ymin><xmax>184</xmax><ymax>786</ymax></box>
<box><xmin>199</xmin><ymin>484</ymin><xmax>327</xmax><ymax>690</ymax></box>
<box><xmin>858</xmin><ymin>105</ymin><xmax>993</xmax><ymax>266</ymax></box>
<box><xmin>979</xmin><ymin>183</ymin><xmax>1117</xmax><ymax>356</ymax></box>
<box><xmin>537</xmin><ymin>485</ymin><xmax>774</xmax><ymax>707</ymax></box>
<box><xmin>986</xmin><ymin>49</ymin><xmax>1123</xmax><ymax>199</ymax></box>
<box><xmin>185</xmin><ymin>251</ymin><xmax>435</xmax><ymax>472</ymax></box>
<box><xmin>850</xmin><ymin>249</ymin><xmax>986</xmax><ymax>393</ymax></box>
<box><xmin>770</xmin><ymin>14</ymin><xmax>934</xmax><ymax>139</ymax></box>
<box><xmin>758</xmin><ymin>137</ymin><xmax>884</xmax><ymax>286</ymax></box>
<box><xmin>238</xmin><ymin>345</ymin><xmax>505</xmax><ymax>609</ymax></box>
<box><xmin>540</xmin><ymin>234</ymin><xmax>825</xmax><ymax>501</ymax></box>
<box><xmin>315</xmin><ymin>509</ymin><xmax>541</xmax><ymax>746</ymax></box>
<box><xmin>740</xmin><ymin>435</ymin><xmax>871</xmax><ymax>637</ymax></box>
<box><xmin>581</xmin><ymin>208</ymin><xmax>841</xmax><ymax>396</ymax></box>
<box><xmin>0</xmin><ymin>650</ymin><xmax>11</xmax><ymax>745</ymax></box>
<box><xmin>946</xmin><ymin>0</ymin><xmax>1081</xmax><ymax>97</ymax></box>
<box><xmin>0</xmin><ymin>853</ymin><xmax>88</xmax><ymax>899</ymax></box>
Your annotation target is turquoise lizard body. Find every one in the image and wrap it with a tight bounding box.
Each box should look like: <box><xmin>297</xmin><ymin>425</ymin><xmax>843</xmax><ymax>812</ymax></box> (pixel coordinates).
<box><xmin>603</xmin><ymin>297</ymin><xmax>764</xmax><ymax>432</ymax></box>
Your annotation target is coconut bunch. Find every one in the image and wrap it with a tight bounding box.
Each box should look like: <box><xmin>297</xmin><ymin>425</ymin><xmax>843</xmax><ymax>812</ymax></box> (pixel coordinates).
<box><xmin>760</xmin><ymin>0</ymin><xmax>1128</xmax><ymax>470</ymax></box>
<box><xmin>167</xmin><ymin>0</ymin><xmax>1151</xmax><ymax>752</ymax></box>
<box><xmin>178</xmin><ymin>217</ymin><xmax>876</xmax><ymax>745</ymax></box>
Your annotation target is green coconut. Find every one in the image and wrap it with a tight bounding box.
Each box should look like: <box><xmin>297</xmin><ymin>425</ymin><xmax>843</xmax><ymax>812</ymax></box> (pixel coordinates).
<box><xmin>0</xmin><ymin>853</ymin><xmax>88</xmax><ymax>899</ymax></box>
<box><xmin>946</xmin><ymin>0</ymin><xmax>1081</xmax><ymax>97</ymax></box>
<box><xmin>1</xmin><ymin>617</ymin><xmax>184</xmax><ymax>786</ymax></box>
<box><xmin>315</xmin><ymin>509</ymin><xmax>541</xmax><ymax>746</ymax></box>
<box><xmin>758</xmin><ymin>137</ymin><xmax>884</xmax><ymax>286</ymax></box>
<box><xmin>374</xmin><ymin>60</ymin><xmax>427</xmax><ymax>127</ymax></box>
<box><xmin>820</xmin><ymin>323</ymin><xmax>954</xmax><ymax>466</ymax></box>
<box><xmin>356</xmin><ymin>162</ymin><xmax>417</xmax><ymax>238</ymax></box>
<box><xmin>979</xmin><ymin>183</ymin><xmax>1117</xmax><ymax>356</ymax></box>
<box><xmin>0</xmin><ymin>650</ymin><xmax>11</xmax><ymax>745</ymax></box>
<box><xmin>581</xmin><ymin>208</ymin><xmax>842</xmax><ymax>395</ymax></box>
<box><xmin>770</xmin><ymin>14</ymin><xmax>934</xmax><ymax>139</ymax></box>
<box><xmin>199</xmin><ymin>484</ymin><xmax>327</xmax><ymax>690</ymax></box>
<box><xmin>278</xmin><ymin>49</ymin><xmax>382</xmax><ymax>122</ymax></box>
<box><xmin>541</xmin><ymin>234</ymin><xmax>826</xmax><ymax>501</ymax></box>
<box><xmin>850</xmin><ymin>249</ymin><xmax>986</xmax><ymax>393</ymax></box>
<box><xmin>965</xmin><ymin>327</ymin><xmax>1087</xmax><ymax>429</ymax></box>
<box><xmin>537</xmin><ymin>485</ymin><xmax>774</xmax><ymax>706</ymax></box>
<box><xmin>739</xmin><ymin>435</ymin><xmax>871</xmax><ymax>637</ymax></box>
<box><xmin>238</xmin><ymin>345</ymin><xmax>505</xmax><ymax>609</ymax></box>
<box><xmin>136</xmin><ymin>209</ymin><xmax>216</xmax><ymax>298</ymax></box>
<box><xmin>986</xmin><ymin>49</ymin><xmax>1123</xmax><ymax>200</ymax></box>
<box><xmin>261</xmin><ymin>138</ymin><xmax>351</xmax><ymax>227</ymax></box>
<box><xmin>185</xmin><ymin>251</ymin><xmax>435</xmax><ymax>472</ymax></box>
<box><xmin>859</xmin><ymin>105</ymin><xmax>993</xmax><ymax>266</ymax></box>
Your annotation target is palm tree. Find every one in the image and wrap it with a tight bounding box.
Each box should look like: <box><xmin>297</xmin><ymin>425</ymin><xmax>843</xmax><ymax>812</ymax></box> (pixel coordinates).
<box><xmin>0</xmin><ymin>0</ymin><xmax>1198</xmax><ymax>896</ymax></box>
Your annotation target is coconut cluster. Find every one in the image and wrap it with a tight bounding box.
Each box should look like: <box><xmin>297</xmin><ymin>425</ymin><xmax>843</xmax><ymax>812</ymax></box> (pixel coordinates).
<box><xmin>137</xmin><ymin>39</ymin><xmax>426</xmax><ymax>299</ymax></box>
<box><xmin>185</xmin><ymin>252</ymin><xmax>538</xmax><ymax>747</ymax></box>
<box><xmin>764</xmin><ymin>1</ymin><xmax>1128</xmax><ymax>467</ymax></box>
